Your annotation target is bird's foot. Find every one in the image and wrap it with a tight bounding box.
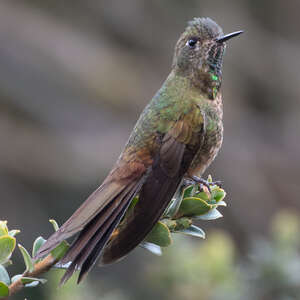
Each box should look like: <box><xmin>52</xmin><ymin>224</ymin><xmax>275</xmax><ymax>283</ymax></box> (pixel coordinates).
<box><xmin>182</xmin><ymin>178</ymin><xmax>196</xmax><ymax>188</ymax></box>
<box><xmin>190</xmin><ymin>176</ymin><xmax>222</xmax><ymax>193</ymax></box>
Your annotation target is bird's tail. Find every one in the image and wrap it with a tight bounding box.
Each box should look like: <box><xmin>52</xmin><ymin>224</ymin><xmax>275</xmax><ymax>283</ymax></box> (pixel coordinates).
<box><xmin>35</xmin><ymin>179</ymin><xmax>143</xmax><ymax>284</ymax></box>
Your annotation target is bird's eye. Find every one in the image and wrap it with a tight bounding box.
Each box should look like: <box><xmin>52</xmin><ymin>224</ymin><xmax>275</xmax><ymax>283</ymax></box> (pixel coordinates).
<box><xmin>187</xmin><ymin>38</ymin><xmax>198</xmax><ymax>48</ymax></box>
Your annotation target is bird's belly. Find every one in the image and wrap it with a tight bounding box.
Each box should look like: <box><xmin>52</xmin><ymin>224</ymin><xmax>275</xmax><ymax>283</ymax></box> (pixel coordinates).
<box><xmin>187</xmin><ymin>120</ymin><xmax>223</xmax><ymax>177</ymax></box>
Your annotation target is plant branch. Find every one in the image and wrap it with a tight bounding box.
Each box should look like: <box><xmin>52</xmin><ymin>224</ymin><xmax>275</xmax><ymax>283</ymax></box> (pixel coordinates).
<box><xmin>5</xmin><ymin>254</ymin><xmax>58</xmax><ymax>299</ymax></box>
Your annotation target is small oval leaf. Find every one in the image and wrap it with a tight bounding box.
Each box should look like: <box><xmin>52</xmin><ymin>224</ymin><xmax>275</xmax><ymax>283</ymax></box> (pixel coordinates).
<box><xmin>164</xmin><ymin>198</ymin><xmax>177</xmax><ymax>217</ymax></box>
<box><xmin>140</xmin><ymin>242</ymin><xmax>162</xmax><ymax>256</ymax></box>
<box><xmin>18</xmin><ymin>244</ymin><xmax>34</xmax><ymax>272</ymax></box>
<box><xmin>32</xmin><ymin>236</ymin><xmax>46</xmax><ymax>258</ymax></box>
<box><xmin>211</xmin><ymin>188</ymin><xmax>226</xmax><ymax>203</ymax></box>
<box><xmin>0</xmin><ymin>281</ymin><xmax>9</xmax><ymax>298</ymax></box>
<box><xmin>49</xmin><ymin>219</ymin><xmax>59</xmax><ymax>232</ymax></box>
<box><xmin>0</xmin><ymin>266</ymin><xmax>10</xmax><ymax>285</ymax></box>
<box><xmin>51</xmin><ymin>241</ymin><xmax>69</xmax><ymax>260</ymax></box>
<box><xmin>177</xmin><ymin>197</ymin><xmax>212</xmax><ymax>217</ymax></box>
<box><xmin>194</xmin><ymin>208</ymin><xmax>223</xmax><ymax>220</ymax></box>
<box><xmin>164</xmin><ymin>194</ymin><xmax>184</xmax><ymax>218</ymax></box>
<box><xmin>0</xmin><ymin>235</ymin><xmax>16</xmax><ymax>264</ymax></box>
<box><xmin>145</xmin><ymin>222</ymin><xmax>172</xmax><ymax>247</ymax></box>
<box><xmin>183</xmin><ymin>185</ymin><xmax>195</xmax><ymax>198</ymax></box>
<box><xmin>0</xmin><ymin>222</ymin><xmax>8</xmax><ymax>237</ymax></box>
<box><xmin>176</xmin><ymin>225</ymin><xmax>205</xmax><ymax>238</ymax></box>
<box><xmin>8</xmin><ymin>230</ymin><xmax>20</xmax><ymax>237</ymax></box>
<box><xmin>24</xmin><ymin>281</ymin><xmax>39</xmax><ymax>288</ymax></box>
<box><xmin>21</xmin><ymin>277</ymin><xmax>47</xmax><ymax>287</ymax></box>
<box><xmin>2</xmin><ymin>260</ymin><xmax>12</xmax><ymax>268</ymax></box>
<box><xmin>168</xmin><ymin>217</ymin><xmax>192</xmax><ymax>232</ymax></box>
<box><xmin>195</xmin><ymin>191</ymin><xmax>210</xmax><ymax>201</ymax></box>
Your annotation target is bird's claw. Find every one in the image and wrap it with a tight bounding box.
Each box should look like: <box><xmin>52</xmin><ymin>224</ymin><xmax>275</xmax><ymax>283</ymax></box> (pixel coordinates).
<box><xmin>182</xmin><ymin>178</ymin><xmax>196</xmax><ymax>188</ymax></box>
<box><xmin>190</xmin><ymin>176</ymin><xmax>222</xmax><ymax>193</ymax></box>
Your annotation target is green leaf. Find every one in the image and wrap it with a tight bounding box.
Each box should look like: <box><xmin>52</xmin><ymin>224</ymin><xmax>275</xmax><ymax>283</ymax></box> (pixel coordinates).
<box><xmin>18</xmin><ymin>244</ymin><xmax>34</xmax><ymax>272</ymax></box>
<box><xmin>162</xmin><ymin>217</ymin><xmax>192</xmax><ymax>232</ymax></box>
<box><xmin>194</xmin><ymin>191</ymin><xmax>210</xmax><ymax>202</ymax></box>
<box><xmin>24</xmin><ymin>281</ymin><xmax>39</xmax><ymax>288</ymax></box>
<box><xmin>49</xmin><ymin>219</ymin><xmax>59</xmax><ymax>232</ymax></box>
<box><xmin>177</xmin><ymin>197</ymin><xmax>212</xmax><ymax>217</ymax></box>
<box><xmin>217</xmin><ymin>200</ymin><xmax>227</xmax><ymax>207</ymax></box>
<box><xmin>164</xmin><ymin>194</ymin><xmax>183</xmax><ymax>218</ymax></box>
<box><xmin>32</xmin><ymin>236</ymin><xmax>46</xmax><ymax>258</ymax></box>
<box><xmin>0</xmin><ymin>281</ymin><xmax>9</xmax><ymax>298</ymax></box>
<box><xmin>8</xmin><ymin>230</ymin><xmax>20</xmax><ymax>237</ymax></box>
<box><xmin>145</xmin><ymin>222</ymin><xmax>172</xmax><ymax>247</ymax></box>
<box><xmin>0</xmin><ymin>235</ymin><xmax>16</xmax><ymax>264</ymax></box>
<box><xmin>0</xmin><ymin>222</ymin><xmax>8</xmax><ymax>237</ymax></box>
<box><xmin>51</xmin><ymin>241</ymin><xmax>69</xmax><ymax>260</ymax></box>
<box><xmin>211</xmin><ymin>188</ymin><xmax>226</xmax><ymax>203</ymax></box>
<box><xmin>207</xmin><ymin>174</ymin><xmax>213</xmax><ymax>183</ymax></box>
<box><xmin>176</xmin><ymin>225</ymin><xmax>205</xmax><ymax>238</ymax></box>
<box><xmin>164</xmin><ymin>198</ymin><xmax>177</xmax><ymax>217</ymax></box>
<box><xmin>21</xmin><ymin>277</ymin><xmax>47</xmax><ymax>287</ymax></box>
<box><xmin>0</xmin><ymin>265</ymin><xmax>10</xmax><ymax>285</ymax></box>
<box><xmin>183</xmin><ymin>185</ymin><xmax>195</xmax><ymax>198</ymax></box>
<box><xmin>140</xmin><ymin>242</ymin><xmax>162</xmax><ymax>256</ymax></box>
<box><xmin>1</xmin><ymin>260</ymin><xmax>12</xmax><ymax>268</ymax></box>
<box><xmin>11</xmin><ymin>275</ymin><xmax>46</xmax><ymax>288</ymax></box>
<box><xmin>194</xmin><ymin>208</ymin><xmax>223</xmax><ymax>220</ymax></box>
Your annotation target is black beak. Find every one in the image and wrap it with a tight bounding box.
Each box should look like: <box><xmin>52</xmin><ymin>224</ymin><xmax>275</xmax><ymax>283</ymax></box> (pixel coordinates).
<box><xmin>216</xmin><ymin>30</ymin><xmax>243</xmax><ymax>43</ymax></box>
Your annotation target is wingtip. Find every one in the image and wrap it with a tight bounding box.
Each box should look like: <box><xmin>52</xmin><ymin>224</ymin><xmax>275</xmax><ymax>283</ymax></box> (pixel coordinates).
<box><xmin>77</xmin><ymin>270</ymin><xmax>88</xmax><ymax>284</ymax></box>
<box><xmin>59</xmin><ymin>261</ymin><xmax>77</xmax><ymax>286</ymax></box>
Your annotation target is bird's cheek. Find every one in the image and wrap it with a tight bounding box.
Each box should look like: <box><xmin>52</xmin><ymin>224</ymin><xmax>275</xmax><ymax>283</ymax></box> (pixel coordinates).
<box><xmin>176</xmin><ymin>48</ymin><xmax>193</xmax><ymax>71</ymax></box>
<box><xmin>177</xmin><ymin>55</ymin><xmax>188</xmax><ymax>70</ymax></box>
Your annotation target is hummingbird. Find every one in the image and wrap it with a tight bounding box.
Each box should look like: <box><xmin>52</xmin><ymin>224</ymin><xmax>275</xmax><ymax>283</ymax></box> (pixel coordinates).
<box><xmin>36</xmin><ymin>17</ymin><xmax>242</xmax><ymax>284</ymax></box>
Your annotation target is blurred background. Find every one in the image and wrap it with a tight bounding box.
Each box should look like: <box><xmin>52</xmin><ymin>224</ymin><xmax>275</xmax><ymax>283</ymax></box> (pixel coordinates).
<box><xmin>1</xmin><ymin>0</ymin><xmax>300</xmax><ymax>299</ymax></box>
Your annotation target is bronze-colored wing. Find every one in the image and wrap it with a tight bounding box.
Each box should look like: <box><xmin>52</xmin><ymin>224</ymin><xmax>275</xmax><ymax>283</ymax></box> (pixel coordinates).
<box><xmin>101</xmin><ymin>117</ymin><xmax>205</xmax><ymax>266</ymax></box>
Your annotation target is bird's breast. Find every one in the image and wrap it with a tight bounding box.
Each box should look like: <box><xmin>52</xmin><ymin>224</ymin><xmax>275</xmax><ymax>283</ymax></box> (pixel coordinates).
<box><xmin>187</xmin><ymin>96</ymin><xmax>223</xmax><ymax>177</ymax></box>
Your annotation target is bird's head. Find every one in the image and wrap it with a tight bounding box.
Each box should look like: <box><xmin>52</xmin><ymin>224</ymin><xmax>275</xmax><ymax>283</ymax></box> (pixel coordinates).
<box><xmin>173</xmin><ymin>18</ymin><xmax>242</xmax><ymax>99</ymax></box>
